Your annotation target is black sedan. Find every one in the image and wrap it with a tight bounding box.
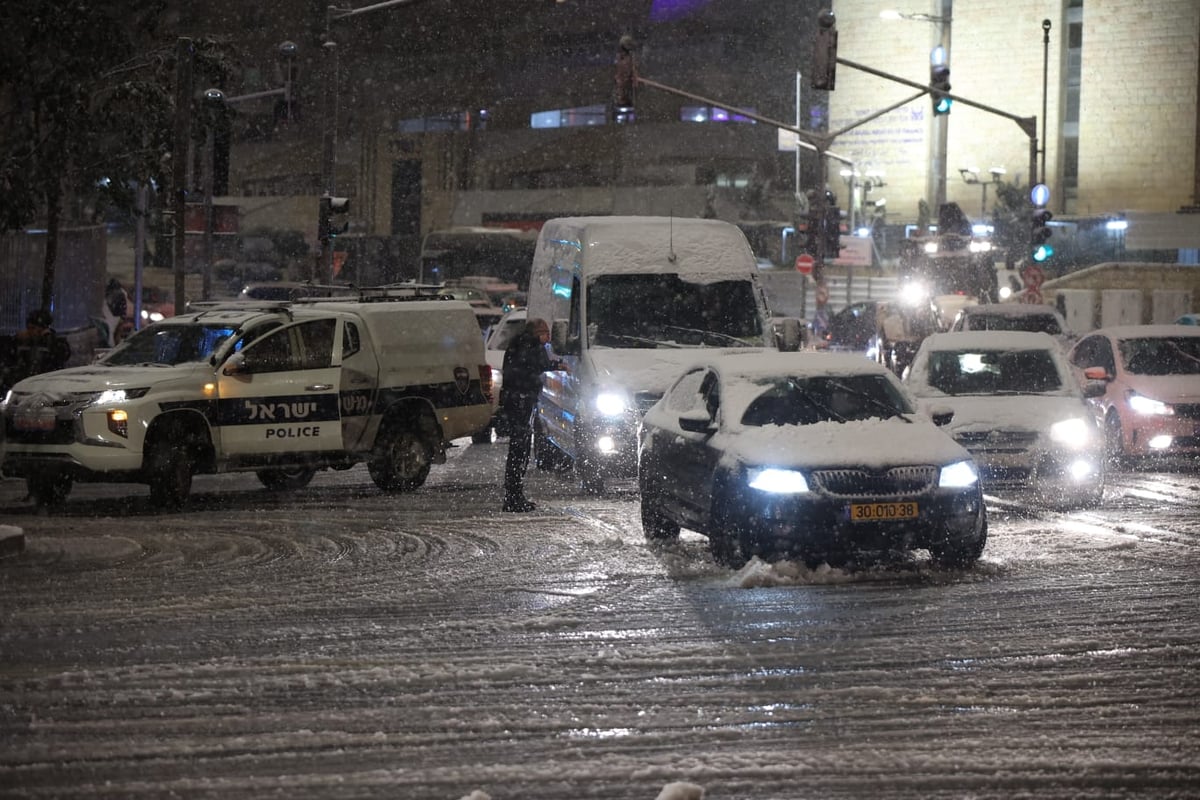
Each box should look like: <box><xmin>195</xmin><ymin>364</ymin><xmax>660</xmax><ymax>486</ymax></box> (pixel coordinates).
<box><xmin>637</xmin><ymin>352</ymin><xmax>987</xmax><ymax>569</ymax></box>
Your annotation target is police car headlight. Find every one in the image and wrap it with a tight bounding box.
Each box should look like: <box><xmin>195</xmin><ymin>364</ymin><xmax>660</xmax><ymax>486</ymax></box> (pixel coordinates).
<box><xmin>594</xmin><ymin>391</ymin><xmax>628</xmax><ymax>417</ymax></box>
<box><xmin>747</xmin><ymin>467</ymin><xmax>810</xmax><ymax>494</ymax></box>
<box><xmin>939</xmin><ymin>460</ymin><xmax>979</xmax><ymax>488</ymax></box>
<box><xmin>1049</xmin><ymin>417</ymin><xmax>1091</xmax><ymax>446</ymax></box>
<box><xmin>94</xmin><ymin>387</ymin><xmax>151</xmax><ymax>404</ymax></box>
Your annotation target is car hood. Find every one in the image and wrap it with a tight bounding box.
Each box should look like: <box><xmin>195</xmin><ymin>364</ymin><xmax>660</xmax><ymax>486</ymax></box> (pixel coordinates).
<box><xmin>915</xmin><ymin>393</ymin><xmax>1092</xmax><ymax>433</ymax></box>
<box><xmin>1119</xmin><ymin>373</ymin><xmax>1200</xmax><ymax>403</ymax></box>
<box><xmin>9</xmin><ymin>363</ymin><xmax>204</xmax><ymax>396</ymax></box>
<box><xmin>716</xmin><ymin>415</ymin><xmax>970</xmax><ymax>471</ymax></box>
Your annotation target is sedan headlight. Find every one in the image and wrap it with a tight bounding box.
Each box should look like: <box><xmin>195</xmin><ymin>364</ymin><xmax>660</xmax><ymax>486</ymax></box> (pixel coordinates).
<box><xmin>1128</xmin><ymin>393</ymin><xmax>1172</xmax><ymax>416</ymax></box>
<box><xmin>747</xmin><ymin>467</ymin><xmax>810</xmax><ymax>494</ymax></box>
<box><xmin>939</xmin><ymin>460</ymin><xmax>979</xmax><ymax>488</ymax></box>
<box><xmin>594</xmin><ymin>391</ymin><xmax>628</xmax><ymax>417</ymax></box>
<box><xmin>1049</xmin><ymin>417</ymin><xmax>1091</xmax><ymax>446</ymax></box>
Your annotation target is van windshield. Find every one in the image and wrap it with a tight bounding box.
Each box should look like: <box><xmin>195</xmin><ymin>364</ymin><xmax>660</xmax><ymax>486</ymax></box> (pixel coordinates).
<box><xmin>587</xmin><ymin>274</ymin><xmax>765</xmax><ymax>348</ymax></box>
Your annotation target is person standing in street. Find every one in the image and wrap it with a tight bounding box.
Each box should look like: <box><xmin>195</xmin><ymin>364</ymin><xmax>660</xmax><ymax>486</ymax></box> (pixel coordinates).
<box><xmin>500</xmin><ymin>317</ymin><xmax>563</xmax><ymax>512</ymax></box>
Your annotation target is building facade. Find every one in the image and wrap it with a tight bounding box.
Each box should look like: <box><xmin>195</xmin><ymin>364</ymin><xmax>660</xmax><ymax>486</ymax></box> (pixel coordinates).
<box><xmin>190</xmin><ymin>0</ymin><xmax>1198</xmax><ymax>261</ymax></box>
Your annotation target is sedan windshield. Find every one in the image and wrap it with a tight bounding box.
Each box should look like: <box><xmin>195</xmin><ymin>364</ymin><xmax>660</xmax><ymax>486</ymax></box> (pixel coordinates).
<box><xmin>1119</xmin><ymin>337</ymin><xmax>1200</xmax><ymax>375</ymax></box>
<box><xmin>587</xmin><ymin>274</ymin><xmax>764</xmax><ymax>348</ymax></box>
<box><xmin>741</xmin><ymin>374</ymin><xmax>913</xmax><ymax>426</ymax></box>
<box><xmin>102</xmin><ymin>324</ymin><xmax>240</xmax><ymax>366</ymax></box>
<box><xmin>924</xmin><ymin>348</ymin><xmax>1062</xmax><ymax>395</ymax></box>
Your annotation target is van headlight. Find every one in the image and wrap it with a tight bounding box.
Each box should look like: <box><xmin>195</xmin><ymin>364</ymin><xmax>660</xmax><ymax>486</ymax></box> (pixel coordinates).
<box><xmin>939</xmin><ymin>460</ymin><xmax>979</xmax><ymax>488</ymax></box>
<box><xmin>747</xmin><ymin>467</ymin><xmax>810</xmax><ymax>494</ymax></box>
<box><xmin>594</xmin><ymin>391</ymin><xmax>628</xmax><ymax>417</ymax></box>
<box><xmin>1049</xmin><ymin>417</ymin><xmax>1090</xmax><ymax>446</ymax></box>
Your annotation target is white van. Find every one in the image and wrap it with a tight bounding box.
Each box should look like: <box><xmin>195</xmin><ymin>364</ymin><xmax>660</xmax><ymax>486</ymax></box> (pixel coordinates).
<box><xmin>526</xmin><ymin>215</ymin><xmax>802</xmax><ymax>493</ymax></box>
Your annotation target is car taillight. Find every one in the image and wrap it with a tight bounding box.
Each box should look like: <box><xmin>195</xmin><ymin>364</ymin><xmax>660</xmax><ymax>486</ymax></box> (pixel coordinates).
<box><xmin>479</xmin><ymin>364</ymin><xmax>495</xmax><ymax>405</ymax></box>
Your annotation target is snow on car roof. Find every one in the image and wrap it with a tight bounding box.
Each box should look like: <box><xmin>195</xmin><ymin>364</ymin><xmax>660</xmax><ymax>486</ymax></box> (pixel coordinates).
<box><xmin>962</xmin><ymin>303</ymin><xmax>1062</xmax><ymax>317</ymax></box>
<box><xmin>1092</xmin><ymin>324</ymin><xmax>1200</xmax><ymax>338</ymax></box>
<box><xmin>708</xmin><ymin>350</ymin><xmax>893</xmax><ymax>381</ymax></box>
<box><xmin>921</xmin><ymin>331</ymin><xmax>1060</xmax><ymax>351</ymax></box>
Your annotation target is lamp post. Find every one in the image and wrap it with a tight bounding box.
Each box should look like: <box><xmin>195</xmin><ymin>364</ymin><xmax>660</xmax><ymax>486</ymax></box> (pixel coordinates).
<box><xmin>881</xmin><ymin>3</ymin><xmax>952</xmax><ymax>214</ymax></box>
<box><xmin>959</xmin><ymin>166</ymin><xmax>1005</xmax><ymax>217</ymax></box>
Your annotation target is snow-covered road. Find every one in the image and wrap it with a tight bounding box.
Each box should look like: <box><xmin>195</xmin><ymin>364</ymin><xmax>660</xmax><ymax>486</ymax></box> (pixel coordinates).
<box><xmin>2</xmin><ymin>444</ymin><xmax>1199</xmax><ymax>799</ymax></box>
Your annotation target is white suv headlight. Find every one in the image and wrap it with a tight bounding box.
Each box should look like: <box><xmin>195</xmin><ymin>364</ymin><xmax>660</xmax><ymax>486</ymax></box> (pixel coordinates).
<box><xmin>1049</xmin><ymin>417</ymin><xmax>1090</xmax><ymax>446</ymax></box>
<box><xmin>939</xmin><ymin>460</ymin><xmax>979</xmax><ymax>488</ymax></box>
<box><xmin>747</xmin><ymin>467</ymin><xmax>810</xmax><ymax>494</ymax></box>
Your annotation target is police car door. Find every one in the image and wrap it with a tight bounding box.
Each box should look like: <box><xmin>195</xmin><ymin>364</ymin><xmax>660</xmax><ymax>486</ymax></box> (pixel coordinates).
<box><xmin>216</xmin><ymin>317</ymin><xmax>344</xmax><ymax>457</ymax></box>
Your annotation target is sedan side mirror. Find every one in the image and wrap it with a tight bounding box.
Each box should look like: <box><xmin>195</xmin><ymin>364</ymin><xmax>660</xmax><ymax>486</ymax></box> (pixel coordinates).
<box><xmin>1083</xmin><ymin>365</ymin><xmax>1111</xmax><ymax>381</ymax></box>
<box><xmin>678</xmin><ymin>408</ymin><xmax>715</xmax><ymax>434</ymax></box>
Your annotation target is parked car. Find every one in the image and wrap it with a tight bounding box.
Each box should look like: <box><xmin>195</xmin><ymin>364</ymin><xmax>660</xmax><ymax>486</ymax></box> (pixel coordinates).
<box><xmin>906</xmin><ymin>331</ymin><xmax>1105</xmax><ymax>507</ymax></box>
<box><xmin>637</xmin><ymin>351</ymin><xmax>988</xmax><ymax>569</ymax></box>
<box><xmin>1175</xmin><ymin>313</ymin><xmax>1200</xmax><ymax>326</ymax></box>
<box><xmin>1067</xmin><ymin>324</ymin><xmax>1200</xmax><ymax>463</ymax></box>
<box><xmin>949</xmin><ymin>302</ymin><xmax>1075</xmax><ymax>351</ymax></box>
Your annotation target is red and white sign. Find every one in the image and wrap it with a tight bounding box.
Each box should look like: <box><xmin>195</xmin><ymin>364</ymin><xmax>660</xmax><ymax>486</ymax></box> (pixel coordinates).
<box><xmin>795</xmin><ymin>254</ymin><xmax>815</xmax><ymax>275</ymax></box>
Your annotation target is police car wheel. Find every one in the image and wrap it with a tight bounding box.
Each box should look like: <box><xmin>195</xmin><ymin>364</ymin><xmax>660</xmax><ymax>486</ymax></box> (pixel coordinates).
<box><xmin>256</xmin><ymin>467</ymin><xmax>317</xmax><ymax>491</ymax></box>
<box><xmin>369</xmin><ymin>423</ymin><xmax>431</xmax><ymax>492</ymax></box>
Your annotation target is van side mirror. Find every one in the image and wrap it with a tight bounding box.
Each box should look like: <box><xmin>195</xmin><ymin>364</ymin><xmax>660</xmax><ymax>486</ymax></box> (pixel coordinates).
<box><xmin>930</xmin><ymin>405</ymin><xmax>955</xmax><ymax>426</ymax></box>
<box><xmin>551</xmin><ymin>319</ymin><xmax>579</xmax><ymax>356</ymax></box>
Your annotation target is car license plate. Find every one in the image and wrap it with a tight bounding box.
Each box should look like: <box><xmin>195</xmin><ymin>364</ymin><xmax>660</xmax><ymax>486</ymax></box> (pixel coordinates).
<box><xmin>14</xmin><ymin>411</ymin><xmax>56</xmax><ymax>432</ymax></box>
<box><xmin>848</xmin><ymin>501</ymin><xmax>918</xmax><ymax>522</ymax></box>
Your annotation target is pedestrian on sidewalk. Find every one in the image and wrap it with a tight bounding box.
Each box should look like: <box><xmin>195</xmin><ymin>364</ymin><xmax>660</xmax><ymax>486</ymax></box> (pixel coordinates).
<box><xmin>500</xmin><ymin>317</ymin><xmax>564</xmax><ymax>512</ymax></box>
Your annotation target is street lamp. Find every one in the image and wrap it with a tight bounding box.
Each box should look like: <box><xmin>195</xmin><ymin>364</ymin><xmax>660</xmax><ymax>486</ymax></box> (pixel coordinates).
<box><xmin>959</xmin><ymin>166</ymin><xmax>1006</xmax><ymax>217</ymax></box>
<box><xmin>880</xmin><ymin>4</ymin><xmax>952</xmax><ymax>214</ymax></box>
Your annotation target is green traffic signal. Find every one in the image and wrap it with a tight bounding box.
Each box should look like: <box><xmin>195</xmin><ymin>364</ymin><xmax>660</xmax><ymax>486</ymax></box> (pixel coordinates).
<box><xmin>1033</xmin><ymin>244</ymin><xmax>1054</xmax><ymax>262</ymax></box>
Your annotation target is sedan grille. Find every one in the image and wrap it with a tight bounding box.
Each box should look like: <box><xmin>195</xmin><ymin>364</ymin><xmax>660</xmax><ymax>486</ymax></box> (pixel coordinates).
<box><xmin>811</xmin><ymin>465</ymin><xmax>939</xmax><ymax>498</ymax></box>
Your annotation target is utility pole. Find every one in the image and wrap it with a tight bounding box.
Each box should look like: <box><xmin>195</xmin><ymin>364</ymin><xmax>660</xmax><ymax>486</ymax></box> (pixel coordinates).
<box><xmin>171</xmin><ymin>37</ymin><xmax>193</xmax><ymax>316</ymax></box>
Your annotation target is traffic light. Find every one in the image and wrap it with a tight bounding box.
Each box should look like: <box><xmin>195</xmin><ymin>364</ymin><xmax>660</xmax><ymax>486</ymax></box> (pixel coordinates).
<box><xmin>803</xmin><ymin>208</ymin><xmax>820</xmax><ymax>256</ymax></box>
<box><xmin>825</xmin><ymin>205</ymin><xmax>842</xmax><ymax>258</ymax></box>
<box><xmin>318</xmin><ymin>195</ymin><xmax>350</xmax><ymax>243</ymax></box>
<box><xmin>1031</xmin><ymin>206</ymin><xmax>1054</xmax><ymax>262</ymax></box>
<box><xmin>811</xmin><ymin>10</ymin><xmax>838</xmax><ymax>90</ymax></box>
<box><xmin>930</xmin><ymin>65</ymin><xmax>952</xmax><ymax>115</ymax></box>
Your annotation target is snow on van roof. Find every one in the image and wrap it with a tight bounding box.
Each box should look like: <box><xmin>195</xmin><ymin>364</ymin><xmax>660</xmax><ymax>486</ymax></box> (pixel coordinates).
<box><xmin>540</xmin><ymin>216</ymin><xmax>756</xmax><ymax>281</ymax></box>
<box><xmin>962</xmin><ymin>303</ymin><xmax>1062</xmax><ymax>317</ymax></box>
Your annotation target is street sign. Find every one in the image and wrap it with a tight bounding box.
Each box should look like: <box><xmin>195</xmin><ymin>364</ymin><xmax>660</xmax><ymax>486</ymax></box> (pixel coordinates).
<box><xmin>795</xmin><ymin>254</ymin><xmax>815</xmax><ymax>275</ymax></box>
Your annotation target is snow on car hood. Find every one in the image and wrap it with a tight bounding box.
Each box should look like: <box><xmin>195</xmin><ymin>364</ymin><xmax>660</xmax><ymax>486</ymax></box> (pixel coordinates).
<box><xmin>715</xmin><ymin>415</ymin><xmax>970</xmax><ymax>471</ymax></box>
<box><xmin>1118</xmin><ymin>373</ymin><xmax>1200</xmax><ymax>403</ymax></box>
<box><xmin>9</xmin><ymin>363</ymin><xmax>203</xmax><ymax>396</ymax></box>
<box><xmin>914</xmin><ymin>394</ymin><xmax>1093</xmax><ymax>433</ymax></box>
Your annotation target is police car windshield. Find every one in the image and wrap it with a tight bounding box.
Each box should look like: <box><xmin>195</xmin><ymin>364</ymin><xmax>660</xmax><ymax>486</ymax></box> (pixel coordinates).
<box><xmin>103</xmin><ymin>324</ymin><xmax>239</xmax><ymax>366</ymax></box>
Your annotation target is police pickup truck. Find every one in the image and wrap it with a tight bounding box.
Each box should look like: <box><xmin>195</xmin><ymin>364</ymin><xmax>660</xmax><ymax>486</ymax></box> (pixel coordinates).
<box><xmin>0</xmin><ymin>294</ymin><xmax>494</xmax><ymax>508</ymax></box>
